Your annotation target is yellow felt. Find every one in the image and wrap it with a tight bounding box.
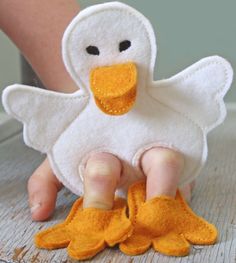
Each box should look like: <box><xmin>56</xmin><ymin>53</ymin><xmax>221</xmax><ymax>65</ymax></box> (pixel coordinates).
<box><xmin>94</xmin><ymin>87</ymin><xmax>136</xmax><ymax>115</ymax></box>
<box><xmin>120</xmin><ymin>181</ymin><xmax>218</xmax><ymax>257</ymax></box>
<box><xmin>152</xmin><ymin>233</ymin><xmax>190</xmax><ymax>256</ymax></box>
<box><xmin>90</xmin><ymin>62</ymin><xmax>137</xmax><ymax>98</ymax></box>
<box><xmin>34</xmin><ymin>197</ymin><xmax>83</xmax><ymax>250</ymax></box>
<box><xmin>35</xmin><ymin>197</ymin><xmax>132</xmax><ymax>260</ymax></box>
<box><xmin>90</xmin><ymin>62</ymin><xmax>137</xmax><ymax>115</ymax></box>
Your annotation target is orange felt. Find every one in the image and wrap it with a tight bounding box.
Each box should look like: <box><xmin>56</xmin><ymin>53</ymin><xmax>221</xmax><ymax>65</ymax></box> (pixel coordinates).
<box><xmin>90</xmin><ymin>62</ymin><xmax>137</xmax><ymax>115</ymax></box>
<box><xmin>35</xmin><ymin>197</ymin><xmax>133</xmax><ymax>260</ymax></box>
<box><xmin>120</xmin><ymin>181</ymin><xmax>218</xmax><ymax>257</ymax></box>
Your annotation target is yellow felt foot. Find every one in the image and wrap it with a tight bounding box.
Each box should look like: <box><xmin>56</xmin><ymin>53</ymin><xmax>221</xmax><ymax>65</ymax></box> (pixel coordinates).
<box><xmin>152</xmin><ymin>232</ymin><xmax>190</xmax><ymax>256</ymax></box>
<box><xmin>35</xmin><ymin>197</ymin><xmax>133</xmax><ymax>260</ymax></box>
<box><xmin>67</xmin><ymin>236</ymin><xmax>106</xmax><ymax>260</ymax></box>
<box><xmin>35</xmin><ymin>198</ymin><xmax>83</xmax><ymax>249</ymax></box>
<box><xmin>119</xmin><ymin>232</ymin><xmax>151</xmax><ymax>255</ymax></box>
<box><xmin>120</xmin><ymin>180</ymin><xmax>218</xmax><ymax>257</ymax></box>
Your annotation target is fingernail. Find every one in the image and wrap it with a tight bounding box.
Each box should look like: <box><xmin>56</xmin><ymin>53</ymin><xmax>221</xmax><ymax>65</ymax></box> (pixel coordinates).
<box><xmin>30</xmin><ymin>203</ymin><xmax>41</xmax><ymax>214</ymax></box>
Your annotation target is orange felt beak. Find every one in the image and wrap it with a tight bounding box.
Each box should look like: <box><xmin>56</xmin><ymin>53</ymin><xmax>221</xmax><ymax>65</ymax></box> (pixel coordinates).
<box><xmin>90</xmin><ymin>62</ymin><xmax>137</xmax><ymax>115</ymax></box>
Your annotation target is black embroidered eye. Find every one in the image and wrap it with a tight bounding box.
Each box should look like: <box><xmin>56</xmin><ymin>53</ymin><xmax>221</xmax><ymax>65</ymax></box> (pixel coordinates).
<box><xmin>86</xmin><ymin>45</ymin><xmax>100</xmax><ymax>55</ymax></box>
<box><xmin>119</xmin><ymin>40</ymin><xmax>131</xmax><ymax>52</ymax></box>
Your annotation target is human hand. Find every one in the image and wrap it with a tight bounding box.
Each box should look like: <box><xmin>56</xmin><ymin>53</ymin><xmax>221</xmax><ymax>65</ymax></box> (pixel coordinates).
<box><xmin>0</xmin><ymin>0</ymin><xmax>81</xmax><ymax>221</ymax></box>
<box><xmin>28</xmin><ymin>152</ymin><xmax>121</xmax><ymax>221</ymax></box>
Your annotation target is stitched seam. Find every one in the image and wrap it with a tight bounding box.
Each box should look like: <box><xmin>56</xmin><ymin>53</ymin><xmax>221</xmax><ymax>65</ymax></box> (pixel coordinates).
<box><xmin>142</xmin><ymin>61</ymin><xmax>229</xmax><ymax>184</ymax></box>
<box><xmin>12</xmin><ymin>89</ymin><xmax>88</xmax><ymax>100</ymax></box>
<box><xmin>95</xmin><ymin>88</ymin><xmax>136</xmax><ymax>114</ymax></box>
<box><xmin>130</xmin><ymin>183</ymin><xmax>142</xmax><ymax>226</ymax></box>
<box><xmin>38</xmin><ymin>200</ymin><xmax>129</xmax><ymax>244</ymax></box>
<box><xmin>49</xmin><ymin>146</ymin><xmax>121</xmax><ymax>195</ymax></box>
<box><xmin>36</xmin><ymin>198</ymin><xmax>83</xmax><ymax>237</ymax></box>
<box><xmin>91</xmin><ymin>63</ymin><xmax>135</xmax><ymax>96</ymax></box>
<box><xmin>66</xmin><ymin>8</ymin><xmax>153</xmax><ymax>91</ymax></box>
<box><xmin>178</xmin><ymin>195</ymin><xmax>216</xmax><ymax>241</ymax></box>
<box><xmin>105</xmin><ymin>227</ymin><xmax>132</xmax><ymax>244</ymax></box>
<box><xmin>9</xmin><ymin>93</ymin><xmax>88</xmax><ymax>150</ymax></box>
<box><xmin>153</xmin><ymin>61</ymin><xmax>230</xmax><ymax>132</ymax></box>
<box><xmin>129</xmin><ymin>183</ymin><xmax>215</xmax><ymax>243</ymax></box>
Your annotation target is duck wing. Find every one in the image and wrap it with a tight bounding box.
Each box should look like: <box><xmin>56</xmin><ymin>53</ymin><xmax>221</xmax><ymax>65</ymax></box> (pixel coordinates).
<box><xmin>2</xmin><ymin>84</ymin><xmax>88</xmax><ymax>153</ymax></box>
<box><xmin>149</xmin><ymin>56</ymin><xmax>233</xmax><ymax>133</ymax></box>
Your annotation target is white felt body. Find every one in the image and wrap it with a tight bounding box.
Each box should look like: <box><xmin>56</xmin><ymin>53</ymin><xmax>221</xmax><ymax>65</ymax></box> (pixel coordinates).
<box><xmin>2</xmin><ymin>2</ymin><xmax>233</xmax><ymax>197</ymax></box>
<box><xmin>49</xmin><ymin>89</ymin><xmax>205</xmax><ymax>196</ymax></box>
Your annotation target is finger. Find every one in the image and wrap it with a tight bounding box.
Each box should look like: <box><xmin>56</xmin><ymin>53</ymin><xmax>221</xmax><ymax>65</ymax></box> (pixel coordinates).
<box><xmin>28</xmin><ymin>158</ymin><xmax>63</xmax><ymax>221</ymax></box>
<box><xmin>83</xmin><ymin>152</ymin><xmax>121</xmax><ymax>210</ymax></box>
<box><xmin>141</xmin><ymin>147</ymin><xmax>184</xmax><ymax>200</ymax></box>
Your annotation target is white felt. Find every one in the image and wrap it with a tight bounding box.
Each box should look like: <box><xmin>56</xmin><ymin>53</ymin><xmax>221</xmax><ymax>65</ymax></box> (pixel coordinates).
<box><xmin>2</xmin><ymin>2</ymin><xmax>233</xmax><ymax>197</ymax></box>
<box><xmin>62</xmin><ymin>1</ymin><xmax>156</xmax><ymax>92</ymax></box>
<box><xmin>151</xmin><ymin>56</ymin><xmax>233</xmax><ymax>133</ymax></box>
<box><xmin>2</xmin><ymin>85</ymin><xmax>88</xmax><ymax>152</ymax></box>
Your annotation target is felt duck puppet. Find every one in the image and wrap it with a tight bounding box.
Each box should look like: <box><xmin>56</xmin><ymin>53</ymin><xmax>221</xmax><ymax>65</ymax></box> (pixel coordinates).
<box><xmin>2</xmin><ymin>2</ymin><xmax>233</xmax><ymax>260</ymax></box>
<box><xmin>2</xmin><ymin>2</ymin><xmax>233</xmax><ymax>197</ymax></box>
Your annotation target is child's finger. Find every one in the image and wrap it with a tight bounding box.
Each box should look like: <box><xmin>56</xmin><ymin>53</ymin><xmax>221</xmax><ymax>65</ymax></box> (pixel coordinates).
<box><xmin>27</xmin><ymin>158</ymin><xmax>63</xmax><ymax>221</ymax></box>
<box><xmin>141</xmin><ymin>147</ymin><xmax>185</xmax><ymax>200</ymax></box>
<box><xmin>83</xmin><ymin>152</ymin><xmax>121</xmax><ymax>210</ymax></box>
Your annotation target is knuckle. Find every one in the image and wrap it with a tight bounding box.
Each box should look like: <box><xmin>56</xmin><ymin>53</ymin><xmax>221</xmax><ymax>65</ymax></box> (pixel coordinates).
<box><xmin>85</xmin><ymin>161</ymin><xmax>113</xmax><ymax>179</ymax></box>
<box><xmin>143</xmin><ymin>147</ymin><xmax>184</xmax><ymax>173</ymax></box>
<box><xmin>85</xmin><ymin>153</ymin><xmax>121</xmax><ymax>181</ymax></box>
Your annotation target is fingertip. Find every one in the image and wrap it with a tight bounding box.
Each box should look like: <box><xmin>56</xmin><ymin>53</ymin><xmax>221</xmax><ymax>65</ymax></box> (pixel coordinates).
<box><xmin>30</xmin><ymin>187</ymin><xmax>58</xmax><ymax>221</ymax></box>
<box><xmin>31</xmin><ymin>201</ymin><xmax>54</xmax><ymax>221</ymax></box>
<box><xmin>28</xmin><ymin>175</ymin><xmax>59</xmax><ymax>221</ymax></box>
<box><xmin>28</xmin><ymin>159</ymin><xmax>63</xmax><ymax>221</ymax></box>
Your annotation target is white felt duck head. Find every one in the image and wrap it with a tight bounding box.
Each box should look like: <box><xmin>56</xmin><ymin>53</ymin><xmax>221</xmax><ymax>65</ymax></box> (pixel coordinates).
<box><xmin>2</xmin><ymin>2</ymin><xmax>233</xmax><ymax>196</ymax></box>
<box><xmin>62</xmin><ymin>2</ymin><xmax>156</xmax><ymax>115</ymax></box>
